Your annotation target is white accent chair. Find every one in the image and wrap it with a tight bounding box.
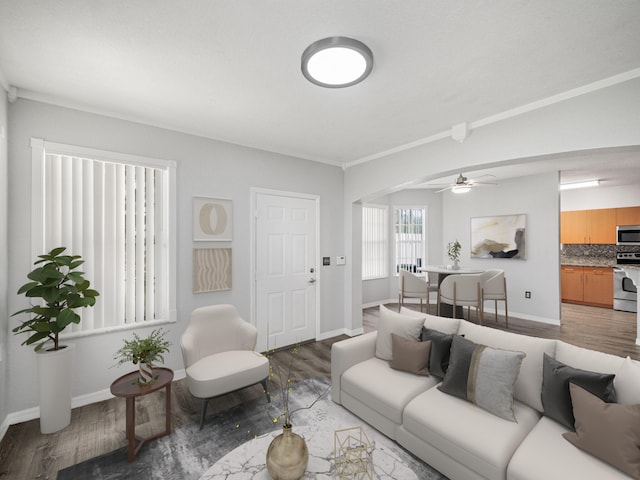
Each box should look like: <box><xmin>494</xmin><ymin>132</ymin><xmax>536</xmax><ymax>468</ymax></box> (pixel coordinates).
<box><xmin>482</xmin><ymin>269</ymin><xmax>509</xmax><ymax>328</ymax></box>
<box><xmin>398</xmin><ymin>269</ymin><xmax>438</xmax><ymax>313</ymax></box>
<box><xmin>181</xmin><ymin>304</ymin><xmax>270</xmax><ymax>429</ymax></box>
<box><xmin>437</xmin><ymin>273</ymin><xmax>486</xmax><ymax>324</ymax></box>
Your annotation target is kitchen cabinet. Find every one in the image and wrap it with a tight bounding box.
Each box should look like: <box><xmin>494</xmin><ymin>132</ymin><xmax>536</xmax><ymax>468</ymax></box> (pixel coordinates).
<box><xmin>583</xmin><ymin>267</ymin><xmax>613</xmax><ymax>308</ymax></box>
<box><xmin>561</xmin><ymin>266</ymin><xmax>613</xmax><ymax>308</ymax></box>
<box><xmin>616</xmin><ymin>206</ymin><xmax>640</xmax><ymax>226</ymax></box>
<box><xmin>561</xmin><ymin>266</ymin><xmax>584</xmax><ymax>303</ymax></box>
<box><xmin>560</xmin><ymin>208</ymin><xmax>616</xmax><ymax>244</ymax></box>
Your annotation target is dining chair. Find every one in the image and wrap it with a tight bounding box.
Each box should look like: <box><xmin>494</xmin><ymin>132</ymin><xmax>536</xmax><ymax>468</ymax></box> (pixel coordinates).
<box><xmin>437</xmin><ymin>273</ymin><xmax>487</xmax><ymax>324</ymax></box>
<box><xmin>181</xmin><ymin>304</ymin><xmax>271</xmax><ymax>429</ymax></box>
<box><xmin>398</xmin><ymin>269</ymin><xmax>438</xmax><ymax>314</ymax></box>
<box><xmin>481</xmin><ymin>269</ymin><xmax>509</xmax><ymax>328</ymax></box>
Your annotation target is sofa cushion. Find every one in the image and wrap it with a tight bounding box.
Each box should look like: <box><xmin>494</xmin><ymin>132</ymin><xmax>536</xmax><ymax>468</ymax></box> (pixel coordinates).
<box><xmin>507</xmin><ymin>416</ymin><xmax>633</xmax><ymax>480</ymax></box>
<box><xmin>555</xmin><ymin>340</ymin><xmax>625</xmax><ymax>374</ymax></box>
<box><xmin>390</xmin><ymin>334</ymin><xmax>431</xmax><ymax>376</ymax></box>
<box><xmin>403</xmin><ymin>387</ymin><xmax>540</xmax><ymax>480</ymax></box>
<box><xmin>341</xmin><ymin>357</ymin><xmax>437</xmax><ymax>425</ymax></box>
<box><xmin>615</xmin><ymin>356</ymin><xmax>640</xmax><ymax>404</ymax></box>
<box><xmin>375</xmin><ymin>305</ymin><xmax>425</xmax><ymax>361</ymax></box>
<box><xmin>420</xmin><ymin>327</ymin><xmax>454</xmax><ymax>378</ymax></box>
<box><xmin>457</xmin><ymin>320</ymin><xmax>555</xmax><ymax>412</ymax></box>
<box><xmin>438</xmin><ymin>335</ymin><xmax>525</xmax><ymax>421</ymax></box>
<box><xmin>419</xmin><ymin>312</ymin><xmax>460</xmax><ymax>334</ymax></box>
<box><xmin>541</xmin><ymin>354</ymin><xmax>616</xmax><ymax>430</ymax></box>
<box><xmin>563</xmin><ymin>384</ymin><xmax>640</xmax><ymax>479</ymax></box>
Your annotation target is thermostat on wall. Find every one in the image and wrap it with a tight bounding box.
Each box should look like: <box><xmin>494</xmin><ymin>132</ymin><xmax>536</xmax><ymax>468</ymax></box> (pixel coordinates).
<box><xmin>336</xmin><ymin>256</ymin><xmax>346</xmax><ymax>265</ymax></box>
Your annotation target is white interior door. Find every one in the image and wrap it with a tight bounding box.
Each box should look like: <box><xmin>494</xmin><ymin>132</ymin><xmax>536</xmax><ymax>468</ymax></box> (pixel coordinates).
<box><xmin>255</xmin><ymin>192</ymin><xmax>318</xmax><ymax>352</ymax></box>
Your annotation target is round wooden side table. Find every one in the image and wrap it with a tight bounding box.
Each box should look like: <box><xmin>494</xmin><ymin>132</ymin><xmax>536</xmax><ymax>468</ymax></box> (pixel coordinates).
<box><xmin>110</xmin><ymin>367</ymin><xmax>174</xmax><ymax>462</ymax></box>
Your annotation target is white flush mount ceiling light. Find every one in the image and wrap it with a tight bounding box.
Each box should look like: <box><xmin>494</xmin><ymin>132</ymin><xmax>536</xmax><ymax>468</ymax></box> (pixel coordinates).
<box><xmin>451</xmin><ymin>185</ymin><xmax>471</xmax><ymax>194</ymax></box>
<box><xmin>560</xmin><ymin>179</ymin><xmax>600</xmax><ymax>190</ymax></box>
<box><xmin>301</xmin><ymin>37</ymin><xmax>373</xmax><ymax>88</ymax></box>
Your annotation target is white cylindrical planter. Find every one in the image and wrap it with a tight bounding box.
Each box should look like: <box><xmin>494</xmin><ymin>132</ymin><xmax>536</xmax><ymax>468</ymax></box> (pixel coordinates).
<box><xmin>36</xmin><ymin>343</ymin><xmax>75</xmax><ymax>434</ymax></box>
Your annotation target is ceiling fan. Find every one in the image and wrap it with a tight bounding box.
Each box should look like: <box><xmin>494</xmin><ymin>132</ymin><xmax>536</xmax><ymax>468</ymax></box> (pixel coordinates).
<box><xmin>435</xmin><ymin>173</ymin><xmax>497</xmax><ymax>193</ymax></box>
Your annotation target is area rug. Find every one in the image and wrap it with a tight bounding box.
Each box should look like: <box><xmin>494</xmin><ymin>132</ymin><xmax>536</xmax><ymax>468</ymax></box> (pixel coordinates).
<box><xmin>58</xmin><ymin>378</ymin><xmax>447</xmax><ymax>479</ymax></box>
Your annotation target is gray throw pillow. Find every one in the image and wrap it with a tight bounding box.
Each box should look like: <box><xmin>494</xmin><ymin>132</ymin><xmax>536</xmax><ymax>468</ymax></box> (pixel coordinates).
<box><xmin>541</xmin><ymin>354</ymin><xmax>616</xmax><ymax>430</ymax></box>
<box><xmin>390</xmin><ymin>334</ymin><xmax>431</xmax><ymax>376</ymax></box>
<box><xmin>438</xmin><ymin>335</ymin><xmax>525</xmax><ymax>421</ymax></box>
<box><xmin>420</xmin><ymin>327</ymin><xmax>454</xmax><ymax>378</ymax></box>
<box><xmin>563</xmin><ymin>384</ymin><xmax>640</xmax><ymax>479</ymax></box>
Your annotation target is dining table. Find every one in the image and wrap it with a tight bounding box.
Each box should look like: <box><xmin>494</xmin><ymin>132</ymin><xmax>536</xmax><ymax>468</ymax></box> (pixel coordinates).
<box><xmin>418</xmin><ymin>265</ymin><xmax>485</xmax><ymax>317</ymax></box>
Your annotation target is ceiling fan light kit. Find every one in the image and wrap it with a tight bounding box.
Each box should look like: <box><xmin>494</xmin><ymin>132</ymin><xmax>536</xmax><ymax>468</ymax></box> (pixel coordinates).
<box><xmin>301</xmin><ymin>37</ymin><xmax>374</xmax><ymax>88</ymax></box>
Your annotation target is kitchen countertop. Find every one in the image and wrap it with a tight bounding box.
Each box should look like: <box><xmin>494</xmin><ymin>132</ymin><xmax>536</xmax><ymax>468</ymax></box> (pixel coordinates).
<box><xmin>560</xmin><ymin>256</ymin><xmax>617</xmax><ymax>267</ymax></box>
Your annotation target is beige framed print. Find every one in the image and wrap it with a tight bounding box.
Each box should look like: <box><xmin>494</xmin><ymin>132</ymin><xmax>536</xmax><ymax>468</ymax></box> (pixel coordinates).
<box><xmin>193</xmin><ymin>247</ymin><xmax>232</xmax><ymax>293</ymax></box>
<box><xmin>193</xmin><ymin>196</ymin><xmax>232</xmax><ymax>241</ymax></box>
<box><xmin>470</xmin><ymin>214</ymin><xmax>526</xmax><ymax>259</ymax></box>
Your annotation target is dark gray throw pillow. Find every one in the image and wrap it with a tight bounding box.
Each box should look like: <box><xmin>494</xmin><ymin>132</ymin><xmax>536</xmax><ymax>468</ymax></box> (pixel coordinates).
<box><xmin>421</xmin><ymin>327</ymin><xmax>454</xmax><ymax>378</ymax></box>
<box><xmin>541</xmin><ymin>354</ymin><xmax>616</xmax><ymax>431</ymax></box>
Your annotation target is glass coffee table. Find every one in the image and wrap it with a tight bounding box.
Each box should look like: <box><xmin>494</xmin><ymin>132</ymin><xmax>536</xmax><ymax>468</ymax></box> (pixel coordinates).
<box><xmin>200</xmin><ymin>424</ymin><xmax>421</xmax><ymax>479</ymax></box>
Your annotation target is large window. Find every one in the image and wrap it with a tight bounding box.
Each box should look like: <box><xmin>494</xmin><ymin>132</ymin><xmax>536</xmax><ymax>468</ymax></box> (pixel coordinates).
<box><xmin>394</xmin><ymin>207</ymin><xmax>425</xmax><ymax>273</ymax></box>
<box><xmin>362</xmin><ymin>204</ymin><xmax>388</xmax><ymax>280</ymax></box>
<box><xmin>31</xmin><ymin>139</ymin><xmax>176</xmax><ymax>335</ymax></box>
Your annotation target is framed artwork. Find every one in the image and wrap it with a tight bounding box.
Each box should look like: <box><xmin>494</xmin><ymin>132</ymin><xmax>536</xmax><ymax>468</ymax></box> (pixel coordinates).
<box><xmin>193</xmin><ymin>248</ymin><xmax>232</xmax><ymax>293</ymax></box>
<box><xmin>193</xmin><ymin>196</ymin><xmax>232</xmax><ymax>241</ymax></box>
<box><xmin>470</xmin><ymin>214</ymin><xmax>526</xmax><ymax>259</ymax></box>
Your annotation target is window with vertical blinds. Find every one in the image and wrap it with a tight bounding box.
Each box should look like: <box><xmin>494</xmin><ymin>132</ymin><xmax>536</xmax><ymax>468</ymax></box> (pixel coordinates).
<box><xmin>394</xmin><ymin>207</ymin><xmax>425</xmax><ymax>274</ymax></box>
<box><xmin>31</xmin><ymin>139</ymin><xmax>176</xmax><ymax>336</ymax></box>
<box><xmin>362</xmin><ymin>204</ymin><xmax>388</xmax><ymax>280</ymax></box>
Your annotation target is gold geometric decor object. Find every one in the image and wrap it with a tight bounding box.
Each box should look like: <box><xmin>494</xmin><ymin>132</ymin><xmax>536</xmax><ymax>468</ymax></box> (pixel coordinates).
<box><xmin>334</xmin><ymin>426</ymin><xmax>375</xmax><ymax>479</ymax></box>
<box><xmin>193</xmin><ymin>248</ymin><xmax>232</xmax><ymax>293</ymax></box>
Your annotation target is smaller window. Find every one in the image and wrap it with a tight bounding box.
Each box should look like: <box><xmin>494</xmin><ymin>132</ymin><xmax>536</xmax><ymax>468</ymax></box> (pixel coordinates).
<box><xmin>362</xmin><ymin>204</ymin><xmax>388</xmax><ymax>280</ymax></box>
<box><xmin>394</xmin><ymin>207</ymin><xmax>426</xmax><ymax>274</ymax></box>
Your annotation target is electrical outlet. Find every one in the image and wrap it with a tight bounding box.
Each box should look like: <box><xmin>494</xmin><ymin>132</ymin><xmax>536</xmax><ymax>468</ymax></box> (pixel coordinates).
<box><xmin>525</xmin><ymin>291</ymin><xmax>531</xmax><ymax>299</ymax></box>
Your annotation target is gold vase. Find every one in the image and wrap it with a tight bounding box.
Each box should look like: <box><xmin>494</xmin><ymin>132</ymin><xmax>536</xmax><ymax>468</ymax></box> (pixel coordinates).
<box><xmin>266</xmin><ymin>424</ymin><xmax>309</xmax><ymax>480</ymax></box>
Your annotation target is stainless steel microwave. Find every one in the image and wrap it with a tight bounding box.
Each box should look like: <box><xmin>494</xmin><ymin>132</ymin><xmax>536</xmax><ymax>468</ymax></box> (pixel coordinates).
<box><xmin>617</xmin><ymin>225</ymin><xmax>640</xmax><ymax>245</ymax></box>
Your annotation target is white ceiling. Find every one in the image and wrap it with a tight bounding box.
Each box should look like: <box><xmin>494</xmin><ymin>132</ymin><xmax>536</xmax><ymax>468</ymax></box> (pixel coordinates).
<box><xmin>1</xmin><ymin>1</ymin><xmax>640</xmax><ymax>172</ymax></box>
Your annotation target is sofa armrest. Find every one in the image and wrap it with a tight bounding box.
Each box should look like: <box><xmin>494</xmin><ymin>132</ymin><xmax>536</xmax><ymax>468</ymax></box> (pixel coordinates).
<box><xmin>331</xmin><ymin>332</ymin><xmax>377</xmax><ymax>404</ymax></box>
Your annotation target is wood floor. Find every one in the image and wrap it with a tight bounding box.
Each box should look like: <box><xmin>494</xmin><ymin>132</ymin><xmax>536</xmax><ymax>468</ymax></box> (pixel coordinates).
<box><xmin>1</xmin><ymin>303</ymin><xmax>637</xmax><ymax>479</ymax></box>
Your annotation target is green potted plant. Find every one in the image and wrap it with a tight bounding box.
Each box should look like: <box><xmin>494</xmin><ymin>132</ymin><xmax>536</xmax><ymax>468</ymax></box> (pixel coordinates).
<box><xmin>12</xmin><ymin>246</ymin><xmax>99</xmax><ymax>433</ymax></box>
<box><xmin>447</xmin><ymin>240</ymin><xmax>462</xmax><ymax>270</ymax></box>
<box><xmin>113</xmin><ymin>329</ymin><xmax>171</xmax><ymax>385</ymax></box>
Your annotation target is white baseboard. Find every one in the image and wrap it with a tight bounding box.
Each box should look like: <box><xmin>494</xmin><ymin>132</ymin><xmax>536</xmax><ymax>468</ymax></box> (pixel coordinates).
<box><xmin>1</xmin><ymin>368</ymin><xmax>187</xmax><ymax>438</ymax></box>
<box><xmin>317</xmin><ymin>328</ymin><xmax>364</xmax><ymax>340</ymax></box>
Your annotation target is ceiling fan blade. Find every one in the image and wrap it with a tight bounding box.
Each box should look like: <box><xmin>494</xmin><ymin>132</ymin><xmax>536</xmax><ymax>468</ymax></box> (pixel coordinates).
<box><xmin>435</xmin><ymin>186</ymin><xmax>453</xmax><ymax>193</ymax></box>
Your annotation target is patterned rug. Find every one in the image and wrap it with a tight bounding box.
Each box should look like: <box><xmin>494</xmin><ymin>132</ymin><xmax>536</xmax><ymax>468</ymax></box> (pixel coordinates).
<box><xmin>58</xmin><ymin>378</ymin><xmax>447</xmax><ymax>479</ymax></box>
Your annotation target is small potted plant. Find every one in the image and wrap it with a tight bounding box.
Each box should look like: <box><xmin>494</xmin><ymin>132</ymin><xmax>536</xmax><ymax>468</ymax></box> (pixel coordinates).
<box><xmin>113</xmin><ymin>329</ymin><xmax>171</xmax><ymax>385</ymax></box>
<box><xmin>447</xmin><ymin>240</ymin><xmax>462</xmax><ymax>270</ymax></box>
<box><xmin>12</xmin><ymin>246</ymin><xmax>99</xmax><ymax>433</ymax></box>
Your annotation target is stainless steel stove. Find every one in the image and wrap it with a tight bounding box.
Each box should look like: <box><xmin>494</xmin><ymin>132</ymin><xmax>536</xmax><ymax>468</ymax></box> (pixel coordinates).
<box><xmin>614</xmin><ymin>252</ymin><xmax>639</xmax><ymax>312</ymax></box>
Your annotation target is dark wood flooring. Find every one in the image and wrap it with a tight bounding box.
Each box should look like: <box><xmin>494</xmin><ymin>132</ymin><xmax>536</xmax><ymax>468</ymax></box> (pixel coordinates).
<box><xmin>0</xmin><ymin>303</ymin><xmax>637</xmax><ymax>479</ymax></box>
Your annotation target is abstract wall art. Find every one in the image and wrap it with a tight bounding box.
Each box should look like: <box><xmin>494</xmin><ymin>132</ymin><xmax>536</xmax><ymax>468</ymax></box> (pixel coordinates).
<box><xmin>470</xmin><ymin>214</ymin><xmax>526</xmax><ymax>259</ymax></box>
<box><xmin>193</xmin><ymin>196</ymin><xmax>233</xmax><ymax>241</ymax></box>
<box><xmin>193</xmin><ymin>247</ymin><xmax>232</xmax><ymax>293</ymax></box>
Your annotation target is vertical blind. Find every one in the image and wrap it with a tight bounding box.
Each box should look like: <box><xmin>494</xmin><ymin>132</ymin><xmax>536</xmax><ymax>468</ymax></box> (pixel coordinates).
<box><xmin>394</xmin><ymin>207</ymin><xmax>425</xmax><ymax>273</ymax></box>
<box><xmin>362</xmin><ymin>204</ymin><xmax>388</xmax><ymax>280</ymax></box>
<box><xmin>42</xmin><ymin>153</ymin><xmax>169</xmax><ymax>332</ymax></box>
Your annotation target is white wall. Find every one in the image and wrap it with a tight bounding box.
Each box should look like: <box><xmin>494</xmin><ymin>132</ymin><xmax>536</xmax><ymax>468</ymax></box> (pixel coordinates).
<box><xmin>6</xmin><ymin>99</ymin><xmax>345</xmax><ymax>420</ymax></box>
<box><xmin>442</xmin><ymin>172</ymin><xmax>561</xmax><ymax>323</ymax></box>
<box><xmin>562</xmin><ymin>183</ymin><xmax>640</xmax><ymax>211</ymax></box>
<box><xmin>344</xmin><ymin>77</ymin><xmax>640</xmax><ymax>331</ymax></box>
<box><xmin>0</xmin><ymin>87</ymin><xmax>8</xmax><ymax>436</ymax></box>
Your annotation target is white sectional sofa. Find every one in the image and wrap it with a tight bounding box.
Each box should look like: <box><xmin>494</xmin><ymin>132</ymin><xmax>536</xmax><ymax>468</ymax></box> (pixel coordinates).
<box><xmin>331</xmin><ymin>307</ymin><xmax>640</xmax><ymax>480</ymax></box>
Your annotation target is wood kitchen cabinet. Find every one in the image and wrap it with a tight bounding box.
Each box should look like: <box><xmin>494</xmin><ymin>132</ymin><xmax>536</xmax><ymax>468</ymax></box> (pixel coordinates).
<box><xmin>583</xmin><ymin>267</ymin><xmax>613</xmax><ymax>308</ymax></box>
<box><xmin>561</xmin><ymin>266</ymin><xmax>584</xmax><ymax>303</ymax></box>
<box><xmin>616</xmin><ymin>206</ymin><xmax>640</xmax><ymax>226</ymax></box>
<box><xmin>560</xmin><ymin>208</ymin><xmax>616</xmax><ymax>244</ymax></box>
<box><xmin>561</xmin><ymin>265</ymin><xmax>613</xmax><ymax>308</ymax></box>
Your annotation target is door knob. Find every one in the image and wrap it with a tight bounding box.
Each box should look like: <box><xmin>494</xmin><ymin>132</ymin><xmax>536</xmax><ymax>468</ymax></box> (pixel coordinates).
<box><xmin>308</xmin><ymin>278</ymin><xmax>316</xmax><ymax>284</ymax></box>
